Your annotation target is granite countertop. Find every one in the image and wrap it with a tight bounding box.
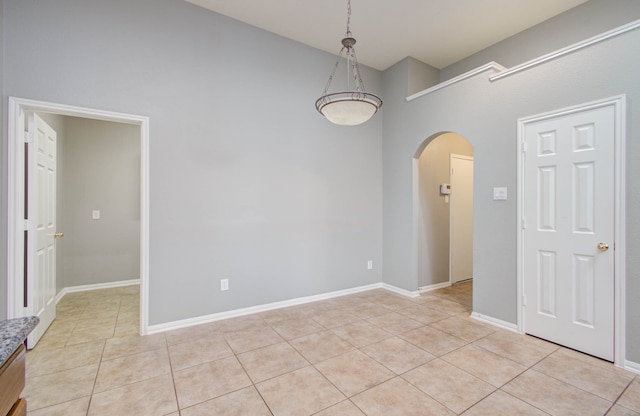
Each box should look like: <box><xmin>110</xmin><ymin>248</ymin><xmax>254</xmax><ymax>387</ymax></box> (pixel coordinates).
<box><xmin>0</xmin><ymin>316</ymin><xmax>39</xmax><ymax>367</ymax></box>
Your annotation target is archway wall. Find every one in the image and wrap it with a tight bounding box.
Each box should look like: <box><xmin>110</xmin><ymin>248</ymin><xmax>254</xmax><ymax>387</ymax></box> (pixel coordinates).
<box><xmin>416</xmin><ymin>133</ymin><xmax>473</xmax><ymax>288</ymax></box>
<box><xmin>381</xmin><ymin>25</ymin><xmax>640</xmax><ymax>349</ymax></box>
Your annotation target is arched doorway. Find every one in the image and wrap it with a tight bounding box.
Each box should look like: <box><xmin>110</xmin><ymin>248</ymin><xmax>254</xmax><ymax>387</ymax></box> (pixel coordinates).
<box><xmin>413</xmin><ymin>132</ymin><xmax>474</xmax><ymax>294</ymax></box>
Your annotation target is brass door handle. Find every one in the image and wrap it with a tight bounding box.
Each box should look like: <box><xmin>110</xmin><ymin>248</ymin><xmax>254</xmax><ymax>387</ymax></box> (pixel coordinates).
<box><xmin>49</xmin><ymin>232</ymin><xmax>64</xmax><ymax>238</ymax></box>
<box><xmin>597</xmin><ymin>242</ymin><xmax>609</xmax><ymax>252</ymax></box>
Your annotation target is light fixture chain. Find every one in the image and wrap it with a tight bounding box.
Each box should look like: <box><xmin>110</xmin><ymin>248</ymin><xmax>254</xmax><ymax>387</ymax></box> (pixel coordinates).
<box><xmin>349</xmin><ymin>47</ymin><xmax>366</xmax><ymax>92</ymax></box>
<box><xmin>321</xmin><ymin>47</ymin><xmax>347</xmax><ymax>96</ymax></box>
<box><xmin>346</xmin><ymin>0</ymin><xmax>352</xmax><ymax>35</ymax></box>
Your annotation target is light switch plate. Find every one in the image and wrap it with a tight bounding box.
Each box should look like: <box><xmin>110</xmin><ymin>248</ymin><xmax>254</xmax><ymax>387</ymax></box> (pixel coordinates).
<box><xmin>493</xmin><ymin>187</ymin><xmax>508</xmax><ymax>201</ymax></box>
<box><xmin>92</xmin><ymin>210</ymin><xmax>101</xmax><ymax>220</ymax></box>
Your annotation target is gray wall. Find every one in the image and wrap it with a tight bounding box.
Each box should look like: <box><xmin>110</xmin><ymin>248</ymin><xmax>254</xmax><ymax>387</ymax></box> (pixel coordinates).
<box><xmin>407</xmin><ymin>57</ymin><xmax>440</xmax><ymax>96</ymax></box>
<box><xmin>60</xmin><ymin>117</ymin><xmax>140</xmax><ymax>288</ymax></box>
<box><xmin>441</xmin><ymin>0</ymin><xmax>640</xmax><ymax>81</ymax></box>
<box><xmin>417</xmin><ymin>133</ymin><xmax>473</xmax><ymax>287</ymax></box>
<box><xmin>382</xmin><ymin>28</ymin><xmax>640</xmax><ymax>361</ymax></box>
<box><xmin>1</xmin><ymin>0</ymin><xmax>383</xmax><ymax>324</ymax></box>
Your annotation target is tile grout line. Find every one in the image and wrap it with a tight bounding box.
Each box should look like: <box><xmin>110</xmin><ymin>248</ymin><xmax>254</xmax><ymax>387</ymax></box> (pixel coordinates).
<box><xmin>86</xmin><ymin>293</ymin><xmax>123</xmax><ymax>415</ymax></box>
<box><xmin>525</xmin><ymin>358</ymin><xmax>628</xmax><ymax>404</ymax></box>
<box><xmin>601</xmin><ymin>375</ymin><xmax>635</xmax><ymax>415</ymax></box>
<box><xmin>165</xmin><ymin>333</ymin><xmax>185</xmax><ymax>416</ymax></box>
<box><xmin>494</xmin><ymin>389</ymin><xmax>553</xmax><ymax>416</ymax></box>
<box><xmin>433</xmin><ymin>336</ymin><xmax>544</xmax><ymax>414</ymax></box>
<box><xmin>84</xmin><ymin>338</ymin><xmax>109</xmax><ymax>416</ymax></box>
<box><xmin>399</xmin><ymin>372</ymin><xmax>466</xmax><ymax>415</ymax></box>
<box><xmin>227</xmin><ymin>324</ymin><xmax>277</xmax><ymax>416</ymax></box>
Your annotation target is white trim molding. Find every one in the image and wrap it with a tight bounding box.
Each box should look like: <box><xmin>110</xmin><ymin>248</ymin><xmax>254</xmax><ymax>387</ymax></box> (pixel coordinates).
<box><xmin>406</xmin><ymin>62</ymin><xmax>507</xmax><ymax>102</ymax></box>
<box><xmin>406</xmin><ymin>19</ymin><xmax>640</xmax><ymax>101</ymax></box>
<box><xmin>471</xmin><ymin>312</ymin><xmax>518</xmax><ymax>333</ymax></box>
<box><xmin>147</xmin><ymin>283</ymin><xmax>383</xmax><ymax>334</ymax></box>
<box><xmin>625</xmin><ymin>360</ymin><xmax>640</xmax><ymax>376</ymax></box>
<box><xmin>491</xmin><ymin>19</ymin><xmax>640</xmax><ymax>82</ymax></box>
<box><xmin>381</xmin><ymin>283</ymin><xmax>421</xmax><ymax>298</ymax></box>
<box><xmin>55</xmin><ymin>279</ymin><xmax>140</xmax><ymax>304</ymax></box>
<box><xmin>148</xmin><ymin>282</ymin><xmax>424</xmax><ymax>334</ymax></box>
<box><xmin>516</xmin><ymin>95</ymin><xmax>627</xmax><ymax>367</ymax></box>
<box><xmin>419</xmin><ymin>282</ymin><xmax>451</xmax><ymax>293</ymax></box>
<box><xmin>6</xmin><ymin>97</ymin><xmax>150</xmax><ymax>336</ymax></box>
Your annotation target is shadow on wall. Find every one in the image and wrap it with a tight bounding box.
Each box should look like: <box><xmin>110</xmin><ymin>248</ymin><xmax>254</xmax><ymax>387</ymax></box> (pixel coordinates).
<box><xmin>415</xmin><ymin>132</ymin><xmax>474</xmax><ymax>289</ymax></box>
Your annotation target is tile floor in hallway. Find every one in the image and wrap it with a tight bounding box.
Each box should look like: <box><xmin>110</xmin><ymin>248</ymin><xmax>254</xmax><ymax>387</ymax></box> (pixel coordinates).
<box><xmin>23</xmin><ymin>282</ymin><xmax>640</xmax><ymax>416</ymax></box>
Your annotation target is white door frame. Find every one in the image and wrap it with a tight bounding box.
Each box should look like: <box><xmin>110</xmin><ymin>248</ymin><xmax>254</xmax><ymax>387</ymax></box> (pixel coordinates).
<box><xmin>7</xmin><ymin>97</ymin><xmax>150</xmax><ymax>335</ymax></box>
<box><xmin>516</xmin><ymin>95</ymin><xmax>626</xmax><ymax>367</ymax></box>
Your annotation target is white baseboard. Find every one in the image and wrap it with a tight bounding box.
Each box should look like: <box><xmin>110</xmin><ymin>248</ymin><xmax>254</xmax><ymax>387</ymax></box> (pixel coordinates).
<box><xmin>418</xmin><ymin>282</ymin><xmax>451</xmax><ymax>293</ymax></box>
<box><xmin>55</xmin><ymin>279</ymin><xmax>140</xmax><ymax>304</ymax></box>
<box><xmin>625</xmin><ymin>360</ymin><xmax>640</xmax><ymax>375</ymax></box>
<box><xmin>470</xmin><ymin>312</ymin><xmax>519</xmax><ymax>333</ymax></box>
<box><xmin>147</xmin><ymin>283</ymin><xmax>383</xmax><ymax>334</ymax></box>
<box><xmin>382</xmin><ymin>283</ymin><xmax>421</xmax><ymax>298</ymax></box>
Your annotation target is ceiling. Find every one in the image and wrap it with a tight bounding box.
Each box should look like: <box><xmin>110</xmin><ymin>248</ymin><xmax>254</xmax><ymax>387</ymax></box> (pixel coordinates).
<box><xmin>185</xmin><ymin>0</ymin><xmax>589</xmax><ymax>71</ymax></box>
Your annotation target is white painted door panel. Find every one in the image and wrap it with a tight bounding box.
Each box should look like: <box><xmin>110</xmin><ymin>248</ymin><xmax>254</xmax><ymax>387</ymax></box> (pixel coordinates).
<box><xmin>523</xmin><ymin>105</ymin><xmax>614</xmax><ymax>361</ymax></box>
<box><xmin>450</xmin><ymin>154</ymin><xmax>474</xmax><ymax>284</ymax></box>
<box><xmin>26</xmin><ymin>114</ymin><xmax>57</xmax><ymax>348</ymax></box>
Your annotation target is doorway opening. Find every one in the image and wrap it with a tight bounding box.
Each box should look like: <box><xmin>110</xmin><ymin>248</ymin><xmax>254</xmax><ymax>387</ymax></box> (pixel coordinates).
<box><xmin>7</xmin><ymin>97</ymin><xmax>150</xmax><ymax>338</ymax></box>
<box><xmin>413</xmin><ymin>132</ymin><xmax>474</xmax><ymax>300</ymax></box>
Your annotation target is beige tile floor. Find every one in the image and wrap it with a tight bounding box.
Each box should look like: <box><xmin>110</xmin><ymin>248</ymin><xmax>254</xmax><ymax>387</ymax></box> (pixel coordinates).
<box><xmin>24</xmin><ymin>282</ymin><xmax>640</xmax><ymax>415</ymax></box>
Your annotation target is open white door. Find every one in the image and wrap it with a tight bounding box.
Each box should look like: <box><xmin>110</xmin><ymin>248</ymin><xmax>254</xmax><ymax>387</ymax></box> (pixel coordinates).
<box><xmin>449</xmin><ymin>154</ymin><xmax>473</xmax><ymax>284</ymax></box>
<box><xmin>522</xmin><ymin>104</ymin><xmax>615</xmax><ymax>361</ymax></box>
<box><xmin>26</xmin><ymin>114</ymin><xmax>58</xmax><ymax>348</ymax></box>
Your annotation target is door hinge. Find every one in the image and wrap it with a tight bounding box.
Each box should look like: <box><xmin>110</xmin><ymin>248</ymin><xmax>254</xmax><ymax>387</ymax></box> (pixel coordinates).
<box><xmin>521</xmin><ymin>218</ymin><xmax>526</xmax><ymax>229</ymax></box>
<box><xmin>24</xmin><ymin>131</ymin><xmax>32</xmax><ymax>143</ymax></box>
<box><xmin>23</xmin><ymin>219</ymin><xmax>30</xmax><ymax>230</ymax></box>
<box><xmin>522</xmin><ymin>139</ymin><xmax>527</xmax><ymax>153</ymax></box>
<box><xmin>522</xmin><ymin>294</ymin><xmax>527</xmax><ymax>306</ymax></box>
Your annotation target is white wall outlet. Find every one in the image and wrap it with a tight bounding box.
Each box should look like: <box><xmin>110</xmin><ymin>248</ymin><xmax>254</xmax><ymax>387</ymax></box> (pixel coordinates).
<box><xmin>220</xmin><ymin>278</ymin><xmax>229</xmax><ymax>291</ymax></box>
<box><xmin>92</xmin><ymin>210</ymin><xmax>101</xmax><ymax>220</ymax></box>
<box><xmin>367</xmin><ymin>260</ymin><xmax>373</xmax><ymax>270</ymax></box>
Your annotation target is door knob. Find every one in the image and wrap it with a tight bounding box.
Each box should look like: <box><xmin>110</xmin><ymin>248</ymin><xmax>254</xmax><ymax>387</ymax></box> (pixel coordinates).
<box><xmin>597</xmin><ymin>242</ymin><xmax>609</xmax><ymax>252</ymax></box>
<box><xmin>50</xmin><ymin>232</ymin><xmax>64</xmax><ymax>238</ymax></box>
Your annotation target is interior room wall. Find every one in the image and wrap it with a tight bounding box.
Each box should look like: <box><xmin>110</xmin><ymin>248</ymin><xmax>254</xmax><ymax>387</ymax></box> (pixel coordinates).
<box><xmin>417</xmin><ymin>133</ymin><xmax>473</xmax><ymax>288</ymax></box>
<box><xmin>3</xmin><ymin>0</ymin><xmax>638</xmax><ymax>365</ymax></box>
<box><xmin>440</xmin><ymin>0</ymin><xmax>640</xmax><ymax>81</ymax></box>
<box><xmin>61</xmin><ymin>117</ymin><xmax>140</xmax><ymax>289</ymax></box>
<box><xmin>382</xmin><ymin>27</ymin><xmax>640</xmax><ymax>362</ymax></box>
<box><xmin>407</xmin><ymin>57</ymin><xmax>440</xmax><ymax>96</ymax></box>
<box><xmin>1</xmin><ymin>0</ymin><xmax>383</xmax><ymax>325</ymax></box>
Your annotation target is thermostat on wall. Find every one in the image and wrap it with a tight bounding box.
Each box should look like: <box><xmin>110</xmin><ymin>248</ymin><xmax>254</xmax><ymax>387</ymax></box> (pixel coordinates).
<box><xmin>439</xmin><ymin>184</ymin><xmax>451</xmax><ymax>195</ymax></box>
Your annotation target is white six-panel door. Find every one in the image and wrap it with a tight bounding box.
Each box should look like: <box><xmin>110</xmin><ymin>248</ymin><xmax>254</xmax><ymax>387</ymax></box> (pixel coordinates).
<box><xmin>26</xmin><ymin>114</ymin><xmax>58</xmax><ymax>348</ymax></box>
<box><xmin>522</xmin><ymin>104</ymin><xmax>615</xmax><ymax>361</ymax></box>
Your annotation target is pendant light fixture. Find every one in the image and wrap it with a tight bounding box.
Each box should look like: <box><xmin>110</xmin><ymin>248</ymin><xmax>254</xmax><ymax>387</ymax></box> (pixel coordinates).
<box><xmin>315</xmin><ymin>0</ymin><xmax>382</xmax><ymax>126</ymax></box>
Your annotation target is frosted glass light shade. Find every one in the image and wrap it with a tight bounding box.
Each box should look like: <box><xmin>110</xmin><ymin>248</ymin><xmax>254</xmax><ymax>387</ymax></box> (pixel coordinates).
<box><xmin>315</xmin><ymin>92</ymin><xmax>382</xmax><ymax>126</ymax></box>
